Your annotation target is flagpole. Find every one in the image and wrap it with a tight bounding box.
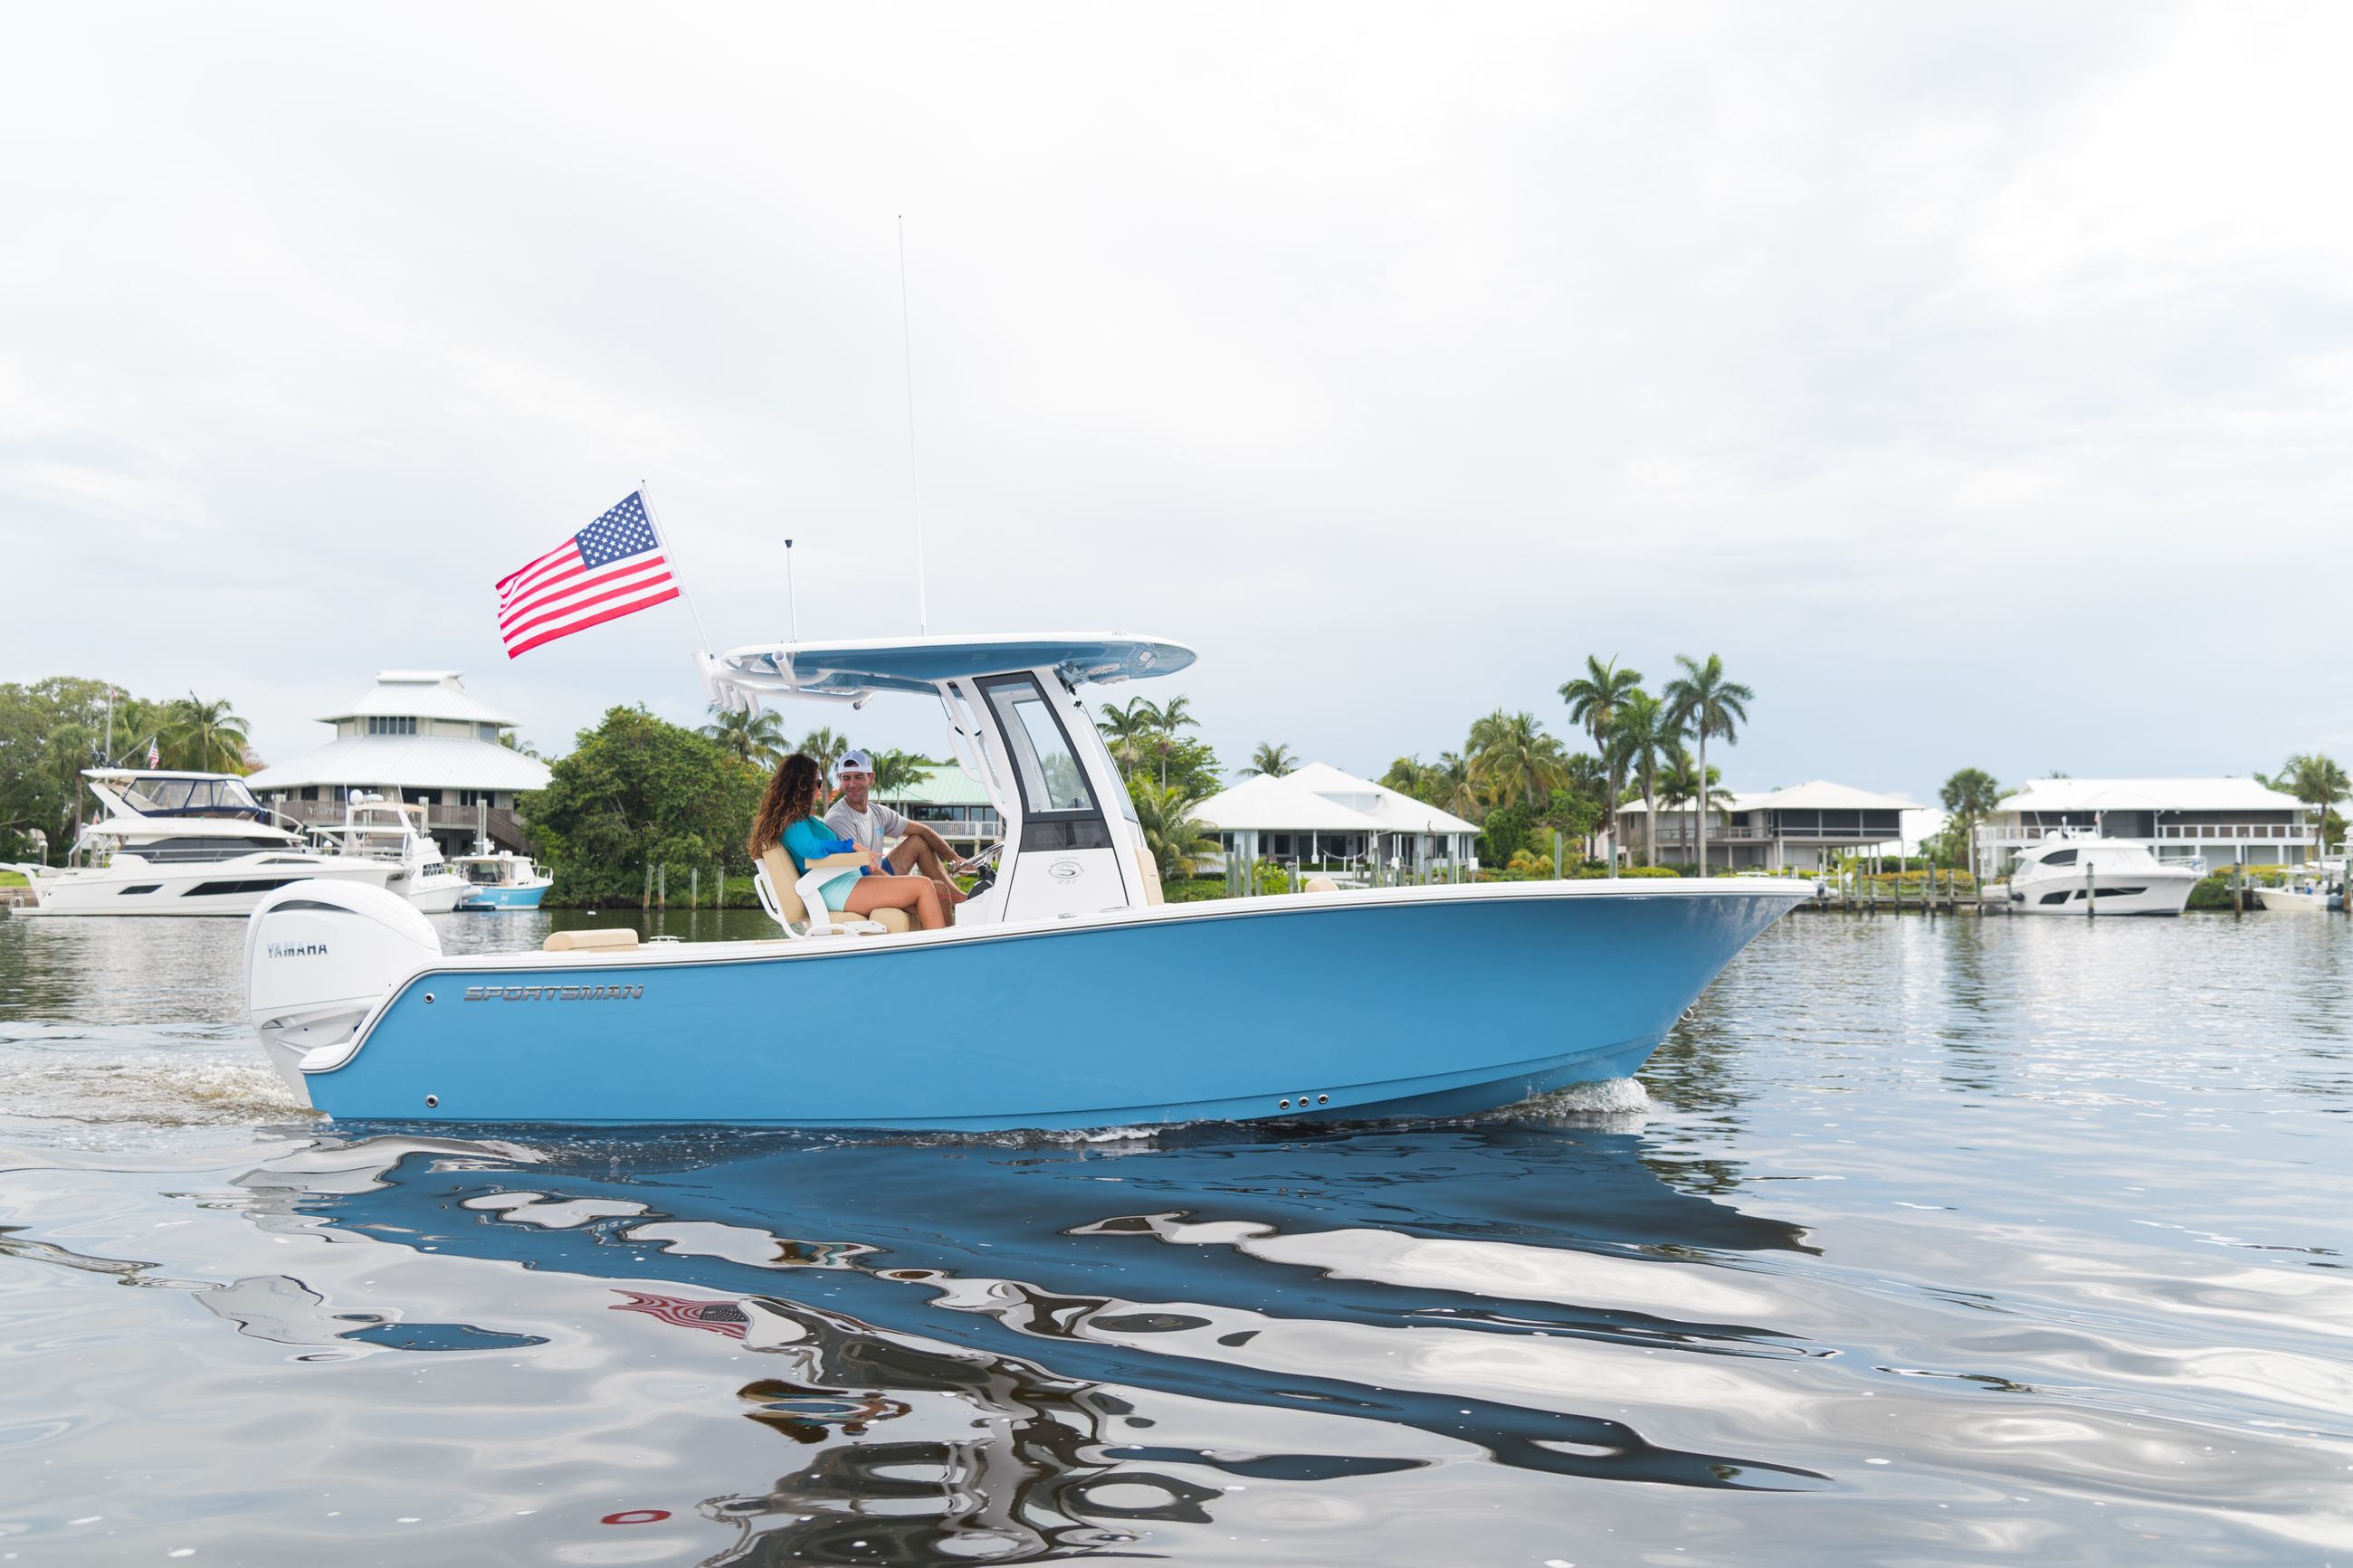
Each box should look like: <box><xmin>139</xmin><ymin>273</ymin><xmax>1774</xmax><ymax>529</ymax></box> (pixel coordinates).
<box><xmin>784</xmin><ymin>537</ymin><xmax>798</xmax><ymax>641</ymax></box>
<box><xmin>898</xmin><ymin>214</ymin><xmax>929</xmax><ymax>636</ymax></box>
<box><xmin>635</xmin><ymin>482</ymin><xmax>714</xmax><ymax>656</ymax></box>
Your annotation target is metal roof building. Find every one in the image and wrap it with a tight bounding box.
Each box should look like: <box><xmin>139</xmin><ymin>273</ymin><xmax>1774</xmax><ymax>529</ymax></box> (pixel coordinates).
<box><xmin>1192</xmin><ymin>765</ymin><xmax>1479</xmax><ymax>875</ymax></box>
<box><xmin>245</xmin><ymin>671</ymin><xmax>551</xmax><ymax>853</ymax></box>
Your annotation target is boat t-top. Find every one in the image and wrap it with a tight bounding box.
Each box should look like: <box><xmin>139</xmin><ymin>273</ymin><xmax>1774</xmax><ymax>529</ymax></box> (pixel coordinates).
<box><xmin>312</xmin><ymin>794</ymin><xmax>470</xmax><ymax>913</ymax></box>
<box><xmin>1997</xmin><ymin>831</ymin><xmax>2201</xmax><ymax>917</ymax></box>
<box><xmin>451</xmin><ymin>849</ymin><xmax>553</xmax><ymax>910</ymax></box>
<box><xmin>243</xmin><ymin>633</ymin><xmax>1815</xmax><ymax>1130</ymax></box>
<box><xmin>6</xmin><ymin>770</ymin><xmax>400</xmax><ymax>917</ymax></box>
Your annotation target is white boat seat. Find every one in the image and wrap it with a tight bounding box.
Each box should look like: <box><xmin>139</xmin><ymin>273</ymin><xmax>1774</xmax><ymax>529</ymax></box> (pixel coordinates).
<box><xmin>757</xmin><ymin>846</ymin><xmax>910</xmax><ymax>937</ymax></box>
<box><xmin>544</xmin><ymin>927</ymin><xmax>639</xmax><ymax>953</ymax></box>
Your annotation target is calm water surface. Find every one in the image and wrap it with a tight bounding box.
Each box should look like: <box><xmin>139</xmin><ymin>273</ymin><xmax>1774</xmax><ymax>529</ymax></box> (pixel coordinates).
<box><xmin>2</xmin><ymin>908</ymin><xmax>2348</xmax><ymax>1565</ymax></box>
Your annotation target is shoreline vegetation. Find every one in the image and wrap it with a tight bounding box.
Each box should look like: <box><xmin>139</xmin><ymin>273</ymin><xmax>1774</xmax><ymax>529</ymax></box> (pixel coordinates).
<box><xmin>3</xmin><ymin>671</ymin><xmax>2345</xmax><ymax>910</ymax></box>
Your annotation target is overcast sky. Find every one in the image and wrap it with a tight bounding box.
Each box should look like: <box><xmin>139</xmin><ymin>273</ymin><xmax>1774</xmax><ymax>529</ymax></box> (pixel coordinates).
<box><xmin>6</xmin><ymin>3</ymin><xmax>2349</xmax><ymax>800</ymax></box>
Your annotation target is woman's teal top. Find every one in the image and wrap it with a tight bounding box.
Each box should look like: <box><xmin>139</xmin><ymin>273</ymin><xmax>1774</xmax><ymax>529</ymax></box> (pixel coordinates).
<box><xmin>781</xmin><ymin>817</ymin><xmax>862</xmax><ymax>911</ymax></box>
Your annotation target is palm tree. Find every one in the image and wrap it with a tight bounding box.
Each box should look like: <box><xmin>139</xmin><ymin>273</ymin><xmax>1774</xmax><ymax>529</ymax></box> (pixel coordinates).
<box><xmin>2258</xmin><ymin>754</ymin><xmax>2349</xmax><ymax>851</ymax></box>
<box><xmin>164</xmin><ymin>694</ymin><xmax>251</xmax><ymax>774</ymax></box>
<box><xmin>1096</xmin><ymin>698</ymin><xmax>1159</xmax><ymax>779</ymax></box>
<box><xmin>1611</xmin><ymin>691</ymin><xmax>1681</xmax><ymax>867</ymax></box>
<box><xmin>1659</xmin><ymin>746</ymin><xmax>1736</xmax><ymax>867</ymax></box>
<box><xmin>700</xmin><ymin>704</ymin><xmax>787</xmax><ymax>767</ymax></box>
<box><xmin>1662</xmin><ymin>653</ymin><xmax>1753</xmax><ymax>879</ymax></box>
<box><xmin>865</xmin><ymin>747</ymin><xmax>935</xmax><ymax>795</ymax></box>
<box><xmin>795</xmin><ymin>727</ymin><xmax>849</xmax><ymax>775</ymax></box>
<box><xmin>1559</xmin><ymin>656</ymin><xmax>1643</xmax><ymax>871</ymax></box>
<box><xmin>1939</xmin><ymin>767</ymin><xmax>2002</xmax><ymax>877</ymax></box>
<box><xmin>1466</xmin><ymin>710</ymin><xmax>1569</xmax><ymax>810</ymax></box>
<box><xmin>1131</xmin><ymin>783</ymin><xmax>1220</xmax><ymax>880</ymax></box>
<box><xmin>1139</xmin><ymin>695</ymin><xmax>1199</xmax><ymax>792</ymax></box>
<box><xmin>1242</xmin><ymin>743</ymin><xmax>1297</xmax><ymax>779</ymax></box>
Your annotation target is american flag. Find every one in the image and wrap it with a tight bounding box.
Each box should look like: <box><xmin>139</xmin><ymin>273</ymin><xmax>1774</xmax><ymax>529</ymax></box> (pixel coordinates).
<box><xmin>496</xmin><ymin>491</ymin><xmax>680</xmax><ymax>658</ymax></box>
<box><xmin>610</xmin><ymin>1289</ymin><xmax>749</xmax><ymax>1339</ymax></box>
<box><xmin>146</xmin><ymin>738</ymin><xmax>159</xmax><ymax>768</ymax></box>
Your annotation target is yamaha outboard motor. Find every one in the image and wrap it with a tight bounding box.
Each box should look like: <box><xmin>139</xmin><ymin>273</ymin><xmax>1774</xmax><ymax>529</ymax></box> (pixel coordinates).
<box><xmin>246</xmin><ymin>880</ymin><xmax>442</xmax><ymax>1096</ymax></box>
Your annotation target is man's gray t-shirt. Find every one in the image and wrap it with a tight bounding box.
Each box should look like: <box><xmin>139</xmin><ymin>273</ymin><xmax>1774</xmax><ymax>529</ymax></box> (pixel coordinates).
<box><xmin>824</xmin><ymin>798</ymin><xmax>907</xmax><ymax>854</ymax></box>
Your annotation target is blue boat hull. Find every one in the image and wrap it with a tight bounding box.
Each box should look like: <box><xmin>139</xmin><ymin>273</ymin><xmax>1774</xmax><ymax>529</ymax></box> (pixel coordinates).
<box><xmin>297</xmin><ymin>888</ymin><xmax>1802</xmax><ymax>1130</ymax></box>
<box><xmin>457</xmin><ymin>884</ymin><xmax>549</xmax><ymax>910</ymax></box>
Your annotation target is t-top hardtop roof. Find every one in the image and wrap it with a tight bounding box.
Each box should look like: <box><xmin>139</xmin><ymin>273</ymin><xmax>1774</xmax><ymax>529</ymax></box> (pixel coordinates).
<box><xmin>713</xmin><ymin>632</ymin><xmax>1196</xmax><ymax>703</ymax></box>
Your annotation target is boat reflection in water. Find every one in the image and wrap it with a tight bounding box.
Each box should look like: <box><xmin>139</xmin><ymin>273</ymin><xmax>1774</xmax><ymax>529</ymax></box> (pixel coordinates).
<box><xmin>226</xmin><ymin>1118</ymin><xmax>1825</xmax><ymax>1563</ymax></box>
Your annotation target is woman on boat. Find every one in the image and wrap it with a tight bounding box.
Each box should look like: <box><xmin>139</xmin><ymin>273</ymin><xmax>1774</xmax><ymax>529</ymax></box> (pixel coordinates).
<box><xmin>750</xmin><ymin>753</ymin><xmax>948</xmax><ymax>931</ymax></box>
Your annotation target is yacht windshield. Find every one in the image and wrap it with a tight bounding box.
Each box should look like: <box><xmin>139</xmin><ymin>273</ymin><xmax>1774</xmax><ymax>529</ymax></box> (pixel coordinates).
<box><xmin>117</xmin><ymin>775</ymin><xmax>266</xmax><ymax>820</ymax></box>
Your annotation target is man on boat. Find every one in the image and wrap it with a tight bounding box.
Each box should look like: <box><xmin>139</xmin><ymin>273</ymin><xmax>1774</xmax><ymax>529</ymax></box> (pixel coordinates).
<box><xmin>825</xmin><ymin>751</ymin><xmax>967</xmax><ymax>912</ymax></box>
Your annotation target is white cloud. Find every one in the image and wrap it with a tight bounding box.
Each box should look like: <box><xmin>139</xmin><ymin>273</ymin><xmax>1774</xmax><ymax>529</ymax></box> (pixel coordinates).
<box><xmin>4</xmin><ymin>2</ymin><xmax>2349</xmax><ymax>793</ymax></box>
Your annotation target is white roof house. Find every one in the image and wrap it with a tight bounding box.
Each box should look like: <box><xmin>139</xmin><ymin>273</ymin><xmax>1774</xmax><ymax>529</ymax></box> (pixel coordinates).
<box><xmin>1992</xmin><ymin>777</ymin><xmax>2303</xmax><ymax>815</ymax></box>
<box><xmin>1282</xmin><ymin>761</ymin><xmax>1482</xmax><ymax>838</ymax></box>
<box><xmin>1191</xmin><ymin>764</ymin><xmax>1481</xmax><ymax>871</ymax></box>
<box><xmin>1616</xmin><ymin>779</ymin><xmax>1921</xmax><ymax>870</ymax></box>
<box><xmin>1977</xmin><ymin>777</ymin><xmax>2316</xmax><ymax>870</ymax></box>
<box><xmin>245</xmin><ymin>670</ymin><xmax>551</xmax><ymax>852</ymax></box>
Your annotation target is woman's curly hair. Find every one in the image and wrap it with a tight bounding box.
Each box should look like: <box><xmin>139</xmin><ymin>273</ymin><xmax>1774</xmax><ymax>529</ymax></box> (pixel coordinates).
<box><xmin>749</xmin><ymin>753</ymin><xmax>824</xmax><ymax>859</ymax></box>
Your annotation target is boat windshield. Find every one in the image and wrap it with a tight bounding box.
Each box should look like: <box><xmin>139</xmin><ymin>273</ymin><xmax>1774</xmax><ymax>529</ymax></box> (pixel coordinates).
<box><xmin>984</xmin><ymin>680</ymin><xmax>1095</xmax><ymax>813</ymax></box>
<box><xmin>462</xmin><ymin>860</ymin><xmax>507</xmax><ymax>885</ymax></box>
<box><xmin>116</xmin><ymin>775</ymin><xmax>266</xmax><ymax>820</ymax></box>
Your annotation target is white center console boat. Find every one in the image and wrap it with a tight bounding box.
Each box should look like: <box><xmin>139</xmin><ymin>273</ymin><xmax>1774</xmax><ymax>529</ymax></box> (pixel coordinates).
<box><xmin>6</xmin><ymin>770</ymin><xmax>399</xmax><ymax>917</ymax></box>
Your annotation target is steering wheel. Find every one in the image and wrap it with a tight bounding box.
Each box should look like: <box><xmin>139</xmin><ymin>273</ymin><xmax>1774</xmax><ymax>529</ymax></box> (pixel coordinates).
<box><xmin>959</xmin><ymin>842</ymin><xmax>1005</xmax><ymax>897</ymax></box>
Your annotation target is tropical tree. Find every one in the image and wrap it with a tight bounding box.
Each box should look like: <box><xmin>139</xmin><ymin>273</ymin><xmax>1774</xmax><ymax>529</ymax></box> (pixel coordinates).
<box><xmin>700</xmin><ymin>703</ymin><xmax>787</xmax><ymax>768</ymax></box>
<box><xmin>1659</xmin><ymin>746</ymin><xmax>1736</xmax><ymax>867</ymax></box>
<box><xmin>795</xmin><ymin>727</ymin><xmax>849</xmax><ymax>776</ymax></box>
<box><xmin>1611</xmin><ymin>691</ymin><xmax>1681</xmax><ymax>867</ymax></box>
<box><xmin>1130</xmin><ymin>780</ymin><xmax>1220</xmax><ymax>880</ymax></box>
<box><xmin>1661</xmin><ymin>653</ymin><xmax>1752</xmax><ymax>878</ymax></box>
<box><xmin>2258</xmin><ymin>754</ymin><xmax>2350</xmax><ymax>851</ymax></box>
<box><xmin>162</xmin><ymin>693</ymin><xmax>251</xmax><ymax>774</ymax></box>
<box><xmin>864</xmin><ymin>747</ymin><xmax>937</xmax><ymax>795</ymax></box>
<box><xmin>1938</xmin><ymin>767</ymin><xmax>2002</xmax><ymax>878</ymax></box>
<box><xmin>1096</xmin><ymin>698</ymin><xmax>1160</xmax><ymax>779</ymax></box>
<box><xmin>1466</xmin><ymin>710</ymin><xmax>1569</xmax><ymax>811</ymax></box>
<box><xmin>1242</xmin><ymin>742</ymin><xmax>1297</xmax><ymax>778</ymax></box>
<box><xmin>1559</xmin><ymin>656</ymin><xmax>1643</xmax><ymax>872</ymax></box>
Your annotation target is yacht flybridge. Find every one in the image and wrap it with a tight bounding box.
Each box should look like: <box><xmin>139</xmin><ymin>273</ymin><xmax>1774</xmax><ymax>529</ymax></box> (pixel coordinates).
<box><xmin>314</xmin><ymin>795</ymin><xmax>469</xmax><ymax>912</ymax></box>
<box><xmin>243</xmin><ymin>634</ymin><xmax>1814</xmax><ymax>1130</ymax></box>
<box><xmin>8</xmin><ymin>771</ymin><xmax>399</xmax><ymax>917</ymax></box>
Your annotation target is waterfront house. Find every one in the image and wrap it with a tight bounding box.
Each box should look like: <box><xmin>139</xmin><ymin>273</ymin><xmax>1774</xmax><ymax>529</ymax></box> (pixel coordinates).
<box><xmin>1192</xmin><ymin>764</ymin><xmax>1480</xmax><ymax>874</ymax></box>
<box><xmin>244</xmin><ymin>670</ymin><xmax>552</xmax><ymax>856</ymax></box>
<box><xmin>1971</xmin><ymin>778</ymin><xmax>2313</xmax><ymax>876</ymax></box>
<box><xmin>1615</xmin><ymin>781</ymin><xmax>1920</xmax><ymax>871</ymax></box>
<box><xmin>873</xmin><ymin>765</ymin><xmax>1003</xmax><ymax>858</ymax></box>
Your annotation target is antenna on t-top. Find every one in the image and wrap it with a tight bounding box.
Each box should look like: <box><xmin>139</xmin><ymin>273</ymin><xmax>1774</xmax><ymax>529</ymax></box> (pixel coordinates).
<box><xmin>783</xmin><ymin>537</ymin><xmax>800</xmax><ymax>641</ymax></box>
<box><xmin>897</xmin><ymin>214</ymin><xmax>929</xmax><ymax>636</ymax></box>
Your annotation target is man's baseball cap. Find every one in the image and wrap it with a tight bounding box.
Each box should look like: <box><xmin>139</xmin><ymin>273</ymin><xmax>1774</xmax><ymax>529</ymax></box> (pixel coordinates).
<box><xmin>837</xmin><ymin>750</ymin><xmax>874</xmax><ymax>776</ymax></box>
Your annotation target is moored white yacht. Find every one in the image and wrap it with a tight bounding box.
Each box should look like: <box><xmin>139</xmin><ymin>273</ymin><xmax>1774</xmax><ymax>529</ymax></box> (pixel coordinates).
<box><xmin>314</xmin><ymin>795</ymin><xmax>469</xmax><ymax>912</ymax></box>
<box><xmin>5</xmin><ymin>770</ymin><xmax>400</xmax><ymax>917</ymax></box>
<box><xmin>1999</xmin><ymin>833</ymin><xmax>2200</xmax><ymax>916</ymax></box>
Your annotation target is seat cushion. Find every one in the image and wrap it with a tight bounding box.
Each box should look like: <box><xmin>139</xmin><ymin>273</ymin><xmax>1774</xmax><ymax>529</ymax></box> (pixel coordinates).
<box><xmin>544</xmin><ymin>927</ymin><xmax>639</xmax><ymax>953</ymax></box>
<box><xmin>760</xmin><ymin>845</ymin><xmax>912</xmax><ymax>934</ymax></box>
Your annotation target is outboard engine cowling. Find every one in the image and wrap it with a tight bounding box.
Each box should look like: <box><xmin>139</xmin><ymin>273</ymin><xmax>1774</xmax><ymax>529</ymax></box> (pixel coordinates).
<box><xmin>246</xmin><ymin>880</ymin><xmax>441</xmax><ymax>1094</ymax></box>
